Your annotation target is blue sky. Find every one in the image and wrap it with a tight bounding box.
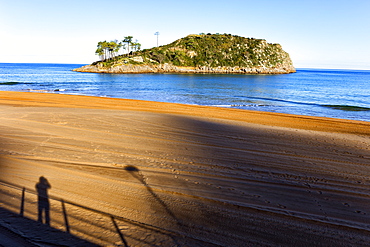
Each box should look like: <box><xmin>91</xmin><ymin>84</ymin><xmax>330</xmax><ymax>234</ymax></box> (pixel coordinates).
<box><xmin>1</xmin><ymin>0</ymin><xmax>369</xmax><ymax>69</ymax></box>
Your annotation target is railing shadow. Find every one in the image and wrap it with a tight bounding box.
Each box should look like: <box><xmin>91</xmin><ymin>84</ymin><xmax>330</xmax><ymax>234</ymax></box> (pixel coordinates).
<box><xmin>0</xmin><ymin>206</ymin><xmax>98</xmax><ymax>247</ymax></box>
<box><xmin>0</xmin><ymin>178</ymin><xmax>97</xmax><ymax>246</ymax></box>
<box><xmin>0</xmin><ymin>178</ymin><xmax>183</xmax><ymax>246</ymax></box>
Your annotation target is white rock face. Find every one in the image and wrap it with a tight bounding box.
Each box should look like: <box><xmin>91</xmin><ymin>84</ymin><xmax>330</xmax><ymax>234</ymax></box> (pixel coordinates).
<box><xmin>74</xmin><ymin>63</ymin><xmax>295</xmax><ymax>74</ymax></box>
<box><xmin>131</xmin><ymin>56</ymin><xmax>144</xmax><ymax>63</ymax></box>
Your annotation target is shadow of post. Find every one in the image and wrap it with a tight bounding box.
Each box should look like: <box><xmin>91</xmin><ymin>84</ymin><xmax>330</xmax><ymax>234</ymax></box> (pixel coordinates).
<box><xmin>61</xmin><ymin>200</ymin><xmax>70</xmax><ymax>233</ymax></box>
<box><xmin>124</xmin><ymin>165</ymin><xmax>182</xmax><ymax>227</ymax></box>
<box><xmin>20</xmin><ymin>187</ymin><xmax>26</xmax><ymax>216</ymax></box>
<box><xmin>111</xmin><ymin>216</ymin><xmax>129</xmax><ymax>247</ymax></box>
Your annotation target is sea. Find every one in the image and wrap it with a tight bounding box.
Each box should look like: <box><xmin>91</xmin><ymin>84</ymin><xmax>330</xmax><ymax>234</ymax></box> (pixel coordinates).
<box><xmin>0</xmin><ymin>63</ymin><xmax>369</xmax><ymax>122</ymax></box>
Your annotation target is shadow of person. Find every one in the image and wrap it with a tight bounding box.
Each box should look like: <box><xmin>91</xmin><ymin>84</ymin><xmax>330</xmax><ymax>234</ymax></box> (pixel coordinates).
<box><xmin>36</xmin><ymin>176</ymin><xmax>51</xmax><ymax>226</ymax></box>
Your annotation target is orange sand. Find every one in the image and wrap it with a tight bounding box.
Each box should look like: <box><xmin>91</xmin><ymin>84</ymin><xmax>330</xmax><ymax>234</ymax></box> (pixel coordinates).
<box><xmin>0</xmin><ymin>91</ymin><xmax>369</xmax><ymax>246</ymax></box>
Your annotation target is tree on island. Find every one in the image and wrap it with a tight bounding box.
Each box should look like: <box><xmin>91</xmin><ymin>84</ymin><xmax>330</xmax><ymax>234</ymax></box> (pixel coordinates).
<box><xmin>95</xmin><ymin>40</ymin><xmax>122</xmax><ymax>61</ymax></box>
<box><xmin>95</xmin><ymin>36</ymin><xmax>142</xmax><ymax>61</ymax></box>
<box><xmin>123</xmin><ymin>36</ymin><xmax>133</xmax><ymax>54</ymax></box>
<box><xmin>130</xmin><ymin>39</ymin><xmax>141</xmax><ymax>52</ymax></box>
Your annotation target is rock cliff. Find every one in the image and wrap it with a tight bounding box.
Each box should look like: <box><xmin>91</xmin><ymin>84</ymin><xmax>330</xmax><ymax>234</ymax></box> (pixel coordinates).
<box><xmin>74</xmin><ymin>34</ymin><xmax>295</xmax><ymax>74</ymax></box>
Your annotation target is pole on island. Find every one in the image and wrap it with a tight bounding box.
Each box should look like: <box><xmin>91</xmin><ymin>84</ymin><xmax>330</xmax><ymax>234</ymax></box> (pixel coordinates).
<box><xmin>154</xmin><ymin>32</ymin><xmax>159</xmax><ymax>47</ymax></box>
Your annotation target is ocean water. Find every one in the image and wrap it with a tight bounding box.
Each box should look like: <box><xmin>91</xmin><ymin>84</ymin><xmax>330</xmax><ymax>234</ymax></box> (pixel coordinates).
<box><xmin>0</xmin><ymin>63</ymin><xmax>369</xmax><ymax>122</ymax></box>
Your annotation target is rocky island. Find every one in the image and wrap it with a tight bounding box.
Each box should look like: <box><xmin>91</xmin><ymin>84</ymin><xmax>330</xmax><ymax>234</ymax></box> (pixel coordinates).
<box><xmin>74</xmin><ymin>33</ymin><xmax>296</xmax><ymax>74</ymax></box>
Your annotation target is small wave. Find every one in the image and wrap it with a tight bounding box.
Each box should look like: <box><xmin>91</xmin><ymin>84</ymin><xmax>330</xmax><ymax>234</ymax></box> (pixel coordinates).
<box><xmin>245</xmin><ymin>96</ymin><xmax>317</xmax><ymax>106</ymax></box>
<box><xmin>206</xmin><ymin>104</ymin><xmax>233</xmax><ymax>108</ymax></box>
<box><xmin>27</xmin><ymin>89</ymin><xmax>50</xmax><ymax>92</ymax></box>
<box><xmin>231</xmin><ymin>104</ymin><xmax>271</xmax><ymax>107</ymax></box>
<box><xmin>242</xmin><ymin>97</ymin><xmax>370</xmax><ymax>112</ymax></box>
<box><xmin>209</xmin><ymin>104</ymin><xmax>269</xmax><ymax>108</ymax></box>
<box><xmin>321</xmin><ymin>105</ymin><xmax>370</xmax><ymax>111</ymax></box>
<box><xmin>0</xmin><ymin>82</ymin><xmax>21</xmax><ymax>85</ymax></box>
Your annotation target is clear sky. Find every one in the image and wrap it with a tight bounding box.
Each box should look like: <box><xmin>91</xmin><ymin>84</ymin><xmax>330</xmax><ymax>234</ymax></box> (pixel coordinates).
<box><xmin>1</xmin><ymin>0</ymin><xmax>369</xmax><ymax>69</ymax></box>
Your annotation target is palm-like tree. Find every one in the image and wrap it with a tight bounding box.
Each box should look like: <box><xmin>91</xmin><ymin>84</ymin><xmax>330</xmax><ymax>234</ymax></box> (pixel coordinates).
<box><xmin>131</xmin><ymin>39</ymin><xmax>141</xmax><ymax>52</ymax></box>
<box><xmin>95</xmin><ymin>41</ymin><xmax>109</xmax><ymax>60</ymax></box>
<box><xmin>123</xmin><ymin>36</ymin><xmax>133</xmax><ymax>54</ymax></box>
<box><xmin>96</xmin><ymin>36</ymin><xmax>141</xmax><ymax>60</ymax></box>
<box><xmin>95</xmin><ymin>40</ymin><xmax>122</xmax><ymax>61</ymax></box>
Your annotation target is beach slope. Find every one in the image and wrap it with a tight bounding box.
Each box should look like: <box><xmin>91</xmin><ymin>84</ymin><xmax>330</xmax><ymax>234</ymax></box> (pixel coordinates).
<box><xmin>0</xmin><ymin>91</ymin><xmax>369</xmax><ymax>246</ymax></box>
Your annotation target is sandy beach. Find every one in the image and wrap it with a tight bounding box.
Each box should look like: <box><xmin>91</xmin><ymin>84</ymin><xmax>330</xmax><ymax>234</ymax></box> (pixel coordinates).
<box><xmin>0</xmin><ymin>91</ymin><xmax>369</xmax><ymax>246</ymax></box>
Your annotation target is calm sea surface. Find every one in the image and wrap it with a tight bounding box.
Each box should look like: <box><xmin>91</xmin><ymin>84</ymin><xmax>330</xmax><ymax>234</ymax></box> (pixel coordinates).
<box><xmin>1</xmin><ymin>63</ymin><xmax>369</xmax><ymax>122</ymax></box>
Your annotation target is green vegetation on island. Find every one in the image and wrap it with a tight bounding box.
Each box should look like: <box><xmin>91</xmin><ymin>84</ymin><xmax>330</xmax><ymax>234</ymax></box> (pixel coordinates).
<box><xmin>76</xmin><ymin>33</ymin><xmax>295</xmax><ymax>74</ymax></box>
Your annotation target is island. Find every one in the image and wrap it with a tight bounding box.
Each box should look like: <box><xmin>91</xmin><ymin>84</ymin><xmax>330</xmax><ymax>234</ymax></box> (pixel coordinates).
<box><xmin>74</xmin><ymin>33</ymin><xmax>296</xmax><ymax>74</ymax></box>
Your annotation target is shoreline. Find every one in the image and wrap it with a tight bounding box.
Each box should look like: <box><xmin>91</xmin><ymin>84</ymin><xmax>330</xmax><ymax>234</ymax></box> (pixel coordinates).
<box><xmin>73</xmin><ymin>63</ymin><xmax>296</xmax><ymax>74</ymax></box>
<box><xmin>0</xmin><ymin>91</ymin><xmax>369</xmax><ymax>136</ymax></box>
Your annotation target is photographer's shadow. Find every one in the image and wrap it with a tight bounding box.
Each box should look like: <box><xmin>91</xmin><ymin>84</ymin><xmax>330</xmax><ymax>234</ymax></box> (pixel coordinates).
<box><xmin>36</xmin><ymin>176</ymin><xmax>51</xmax><ymax>226</ymax></box>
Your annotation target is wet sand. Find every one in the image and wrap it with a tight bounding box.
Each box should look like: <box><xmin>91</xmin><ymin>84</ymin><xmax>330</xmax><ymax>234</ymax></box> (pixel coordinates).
<box><xmin>0</xmin><ymin>91</ymin><xmax>369</xmax><ymax>246</ymax></box>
